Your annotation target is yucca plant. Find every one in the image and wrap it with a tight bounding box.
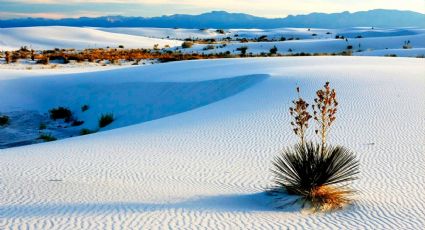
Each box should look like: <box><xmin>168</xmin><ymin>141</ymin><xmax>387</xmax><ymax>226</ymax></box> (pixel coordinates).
<box><xmin>270</xmin><ymin>142</ymin><xmax>359</xmax><ymax>211</ymax></box>
<box><xmin>269</xmin><ymin>83</ymin><xmax>359</xmax><ymax>212</ymax></box>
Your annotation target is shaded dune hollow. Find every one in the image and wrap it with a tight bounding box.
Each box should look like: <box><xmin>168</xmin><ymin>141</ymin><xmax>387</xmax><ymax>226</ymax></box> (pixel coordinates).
<box><xmin>0</xmin><ymin>74</ymin><xmax>268</xmax><ymax>147</ymax></box>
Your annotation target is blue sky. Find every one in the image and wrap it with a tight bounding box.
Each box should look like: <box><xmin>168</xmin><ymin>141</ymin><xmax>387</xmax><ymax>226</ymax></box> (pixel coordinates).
<box><xmin>0</xmin><ymin>0</ymin><xmax>424</xmax><ymax>19</ymax></box>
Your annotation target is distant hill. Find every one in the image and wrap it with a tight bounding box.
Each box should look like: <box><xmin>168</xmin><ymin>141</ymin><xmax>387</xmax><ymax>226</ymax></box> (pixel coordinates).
<box><xmin>1</xmin><ymin>9</ymin><xmax>424</xmax><ymax>28</ymax></box>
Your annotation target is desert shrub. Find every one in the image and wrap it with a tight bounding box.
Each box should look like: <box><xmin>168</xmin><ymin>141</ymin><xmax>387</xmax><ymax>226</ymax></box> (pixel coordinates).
<box><xmin>0</xmin><ymin>115</ymin><xmax>10</xmax><ymax>126</ymax></box>
<box><xmin>270</xmin><ymin>46</ymin><xmax>278</xmax><ymax>55</ymax></box>
<box><xmin>81</xmin><ymin>104</ymin><xmax>89</xmax><ymax>112</ymax></box>
<box><xmin>270</xmin><ymin>142</ymin><xmax>359</xmax><ymax>211</ymax></box>
<box><xmin>236</xmin><ymin>46</ymin><xmax>248</xmax><ymax>56</ymax></box>
<box><xmin>346</xmin><ymin>45</ymin><xmax>353</xmax><ymax>50</ymax></box>
<box><xmin>203</xmin><ymin>45</ymin><xmax>215</xmax><ymax>50</ymax></box>
<box><xmin>99</xmin><ymin>113</ymin><xmax>114</xmax><ymax>128</ymax></box>
<box><xmin>258</xmin><ymin>35</ymin><xmax>268</xmax><ymax>41</ymax></box>
<box><xmin>49</xmin><ymin>107</ymin><xmax>72</xmax><ymax>121</ymax></box>
<box><xmin>403</xmin><ymin>40</ymin><xmax>412</xmax><ymax>49</ymax></box>
<box><xmin>312</xmin><ymin>33</ymin><xmax>317</xmax><ymax>36</ymax></box>
<box><xmin>36</xmin><ymin>57</ymin><xmax>50</xmax><ymax>65</ymax></box>
<box><xmin>80</xmin><ymin>128</ymin><xmax>95</xmax><ymax>135</ymax></box>
<box><xmin>71</xmin><ymin>120</ymin><xmax>84</xmax><ymax>127</ymax></box>
<box><xmin>385</xmin><ymin>54</ymin><xmax>397</xmax><ymax>57</ymax></box>
<box><xmin>182</xmin><ymin>41</ymin><xmax>194</xmax><ymax>49</ymax></box>
<box><xmin>268</xmin><ymin>83</ymin><xmax>359</xmax><ymax>212</ymax></box>
<box><xmin>39</xmin><ymin>122</ymin><xmax>47</xmax><ymax>130</ymax></box>
<box><xmin>38</xmin><ymin>133</ymin><xmax>57</xmax><ymax>142</ymax></box>
<box><xmin>216</xmin><ymin>29</ymin><xmax>225</xmax><ymax>34</ymax></box>
<box><xmin>118</xmin><ymin>45</ymin><xmax>124</xmax><ymax>48</ymax></box>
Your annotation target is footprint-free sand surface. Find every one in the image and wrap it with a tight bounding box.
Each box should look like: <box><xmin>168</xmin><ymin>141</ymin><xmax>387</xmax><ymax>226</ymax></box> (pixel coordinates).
<box><xmin>0</xmin><ymin>57</ymin><xmax>424</xmax><ymax>229</ymax></box>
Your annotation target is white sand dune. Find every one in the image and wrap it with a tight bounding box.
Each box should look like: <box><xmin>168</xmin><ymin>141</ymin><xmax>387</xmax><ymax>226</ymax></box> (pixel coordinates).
<box><xmin>0</xmin><ymin>26</ymin><xmax>181</xmax><ymax>51</ymax></box>
<box><xmin>184</xmin><ymin>33</ymin><xmax>425</xmax><ymax>55</ymax></box>
<box><xmin>99</xmin><ymin>27</ymin><xmax>425</xmax><ymax>40</ymax></box>
<box><xmin>0</xmin><ymin>57</ymin><xmax>424</xmax><ymax>229</ymax></box>
<box><xmin>2</xmin><ymin>26</ymin><xmax>425</xmax><ymax>58</ymax></box>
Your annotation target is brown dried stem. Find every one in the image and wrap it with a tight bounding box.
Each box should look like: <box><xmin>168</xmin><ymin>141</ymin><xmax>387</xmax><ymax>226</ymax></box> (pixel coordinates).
<box><xmin>289</xmin><ymin>87</ymin><xmax>312</xmax><ymax>146</ymax></box>
<box><xmin>312</xmin><ymin>82</ymin><xmax>338</xmax><ymax>152</ymax></box>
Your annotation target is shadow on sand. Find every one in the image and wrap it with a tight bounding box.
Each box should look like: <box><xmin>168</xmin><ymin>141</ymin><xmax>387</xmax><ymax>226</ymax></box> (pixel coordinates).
<box><xmin>0</xmin><ymin>192</ymin><xmax>300</xmax><ymax>218</ymax></box>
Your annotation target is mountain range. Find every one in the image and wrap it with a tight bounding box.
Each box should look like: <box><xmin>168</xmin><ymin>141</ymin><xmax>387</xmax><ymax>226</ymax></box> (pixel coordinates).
<box><xmin>1</xmin><ymin>9</ymin><xmax>424</xmax><ymax>28</ymax></box>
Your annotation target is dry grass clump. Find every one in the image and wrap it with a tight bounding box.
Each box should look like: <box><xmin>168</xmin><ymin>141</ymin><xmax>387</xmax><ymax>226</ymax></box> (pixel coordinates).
<box><xmin>38</xmin><ymin>133</ymin><xmax>57</xmax><ymax>142</ymax></box>
<box><xmin>99</xmin><ymin>113</ymin><xmax>114</xmax><ymax>128</ymax></box>
<box><xmin>49</xmin><ymin>107</ymin><xmax>72</xmax><ymax>121</ymax></box>
<box><xmin>0</xmin><ymin>115</ymin><xmax>10</xmax><ymax>127</ymax></box>
<box><xmin>310</xmin><ymin>185</ymin><xmax>353</xmax><ymax>211</ymax></box>
<box><xmin>269</xmin><ymin>82</ymin><xmax>359</xmax><ymax>212</ymax></box>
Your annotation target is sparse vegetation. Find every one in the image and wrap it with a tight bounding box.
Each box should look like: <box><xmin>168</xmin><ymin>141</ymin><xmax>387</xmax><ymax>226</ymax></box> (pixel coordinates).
<box><xmin>0</xmin><ymin>115</ymin><xmax>10</xmax><ymax>127</ymax></box>
<box><xmin>269</xmin><ymin>46</ymin><xmax>278</xmax><ymax>55</ymax></box>
<box><xmin>182</xmin><ymin>41</ymin><xmax>194</xmax><ymax>49</ymax></box>
<box><xmin>49</xmin><ymin>107</ymin><xmax>72</xmax><ymax>121</ymax></box>
<box><xmin>236</xmin><ymin>46</ymin><xmax>248</xmax><ymax>56</ymax></box>
<box><xmin>269</xmin><ymin>82</ymin><xmax>359</xmax><ymax>212</ymax></box>
<box><xmin>203</xmin><ymin>45</ymin><xmax>215</xmax><ymax>50</ymax></box>
<box><xmin>216</xmin><ymin>29</ymin><xmax>225</xmax><ymax>34</ymax></box>
<box><xmin>39</xmin><ymin>122</ymin><xmax>47</xmax><ymax>130</ymax></box>
<box><xmin>80</xmin><ymin>128</ymin><xmax>95</xmax><ymax>135</ymax></box>
<box><xmin>81</xmin><ymin>104</ymin><xmax>89</xmax><ymax>112</ymax></box>
<box><xmin>99</xmin><ymin>113</ymin><xmax>114</xmax><ymax>128</ymax></box>
<box><xmin>403</xmin><ymin>40</ymin><xmax>412</xmax><ymax>49</ymax></box>
<box><xmin>38</xmin><ymin>133</ymin><xmax>57</xmax><ymax>142</ymax></box>
<box><xmin>71</xmin><ymin>120</ymin><xmax>84</xmax><ymax>127</ymax></box>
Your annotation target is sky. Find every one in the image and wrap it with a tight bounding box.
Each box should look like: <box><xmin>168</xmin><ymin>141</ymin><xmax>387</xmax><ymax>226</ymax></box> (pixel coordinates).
<box><xmin>0</xmin><ymin>0</ymin><xmax>424</xmax><ymax>19</ymax></box>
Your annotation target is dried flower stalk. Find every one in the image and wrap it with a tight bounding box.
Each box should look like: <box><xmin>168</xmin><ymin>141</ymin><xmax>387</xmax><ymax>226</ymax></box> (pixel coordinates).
<box><xmin>312</xmin><ymin>82</ymin><xmax>338</xmax><ymax>152</ymax></box>
<box><xmin>289</xmin><ymin>87</ymin><xmax>312</xmax><ymax>146</ymax></box>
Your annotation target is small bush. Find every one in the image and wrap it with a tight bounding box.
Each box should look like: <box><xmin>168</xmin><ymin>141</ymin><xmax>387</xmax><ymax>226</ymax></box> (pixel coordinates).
<box><xmin>39</xmin><ymin>122</ymin><xmax>47</xmax><ymax>130</ymax></box>
<box><xmin>270</xmin><ymin>46</ymin><xmax>278</xmax><ymax>55</ymax></box>
<box><xmin>38</xmin><ymin>133</ymin><xmax>57</xmax><ymax>142</ymax></box>
<box><xmin>49</xmin><ymin>107</ymin><xmax>72</xmax><ymax>121</ymax></box>
<box><xmin>269</xmin><ymin>142</ymin><xmax>359</xmax><ymax>211</ymax></box>
<box><xmin>216</xmin><ymin>29</ymin><xmax>225</xmax><ymax>34</ymax></box>
<box><xmin>203</xmin><ymin>45</ymin><xmax>215</xmax><ymax>50</ymax></box>
<box><xmin>182</xmin><ymin>41</ymin><xmax>194</xmax><ymax>49</ymax></box>
<box><xmin>236</xmin><ymin>46</ymin><xmax>248</xmax><ymax>56</ymax></box>
<box><xmin>81</xmin><ymin>104</ymin><xmax>89</xmax><ymax>112</ymax></box>
<box><xmin>71</xmin><ymin>120</ymin><xmax>84</xmax><ymax>127</ymax></box>
<box><xmin>346</xmin><ymin>45</ymin><xmax>353</xmax><ymax>50</ymax></box>
<box><xmin>99</xmin><ymin>113</ymin><xmax>114</xmax><ymax>128</ymax></box>
<box><xmin>80</xmin><ymin>128</ymin><xmax>95</xmax><ymax>135</ymax></box>
<box><xmin>0</xmin><ymin>115</ymin><xmax>10</xmax><ymax>126</ymax></box>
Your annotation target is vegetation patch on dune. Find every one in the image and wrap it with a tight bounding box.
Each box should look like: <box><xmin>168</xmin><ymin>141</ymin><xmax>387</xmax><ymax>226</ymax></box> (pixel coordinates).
<box><xmin>269</xmin><ymin>82</ymin><xmax>359</xmax><ymax>212</ymax></box>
